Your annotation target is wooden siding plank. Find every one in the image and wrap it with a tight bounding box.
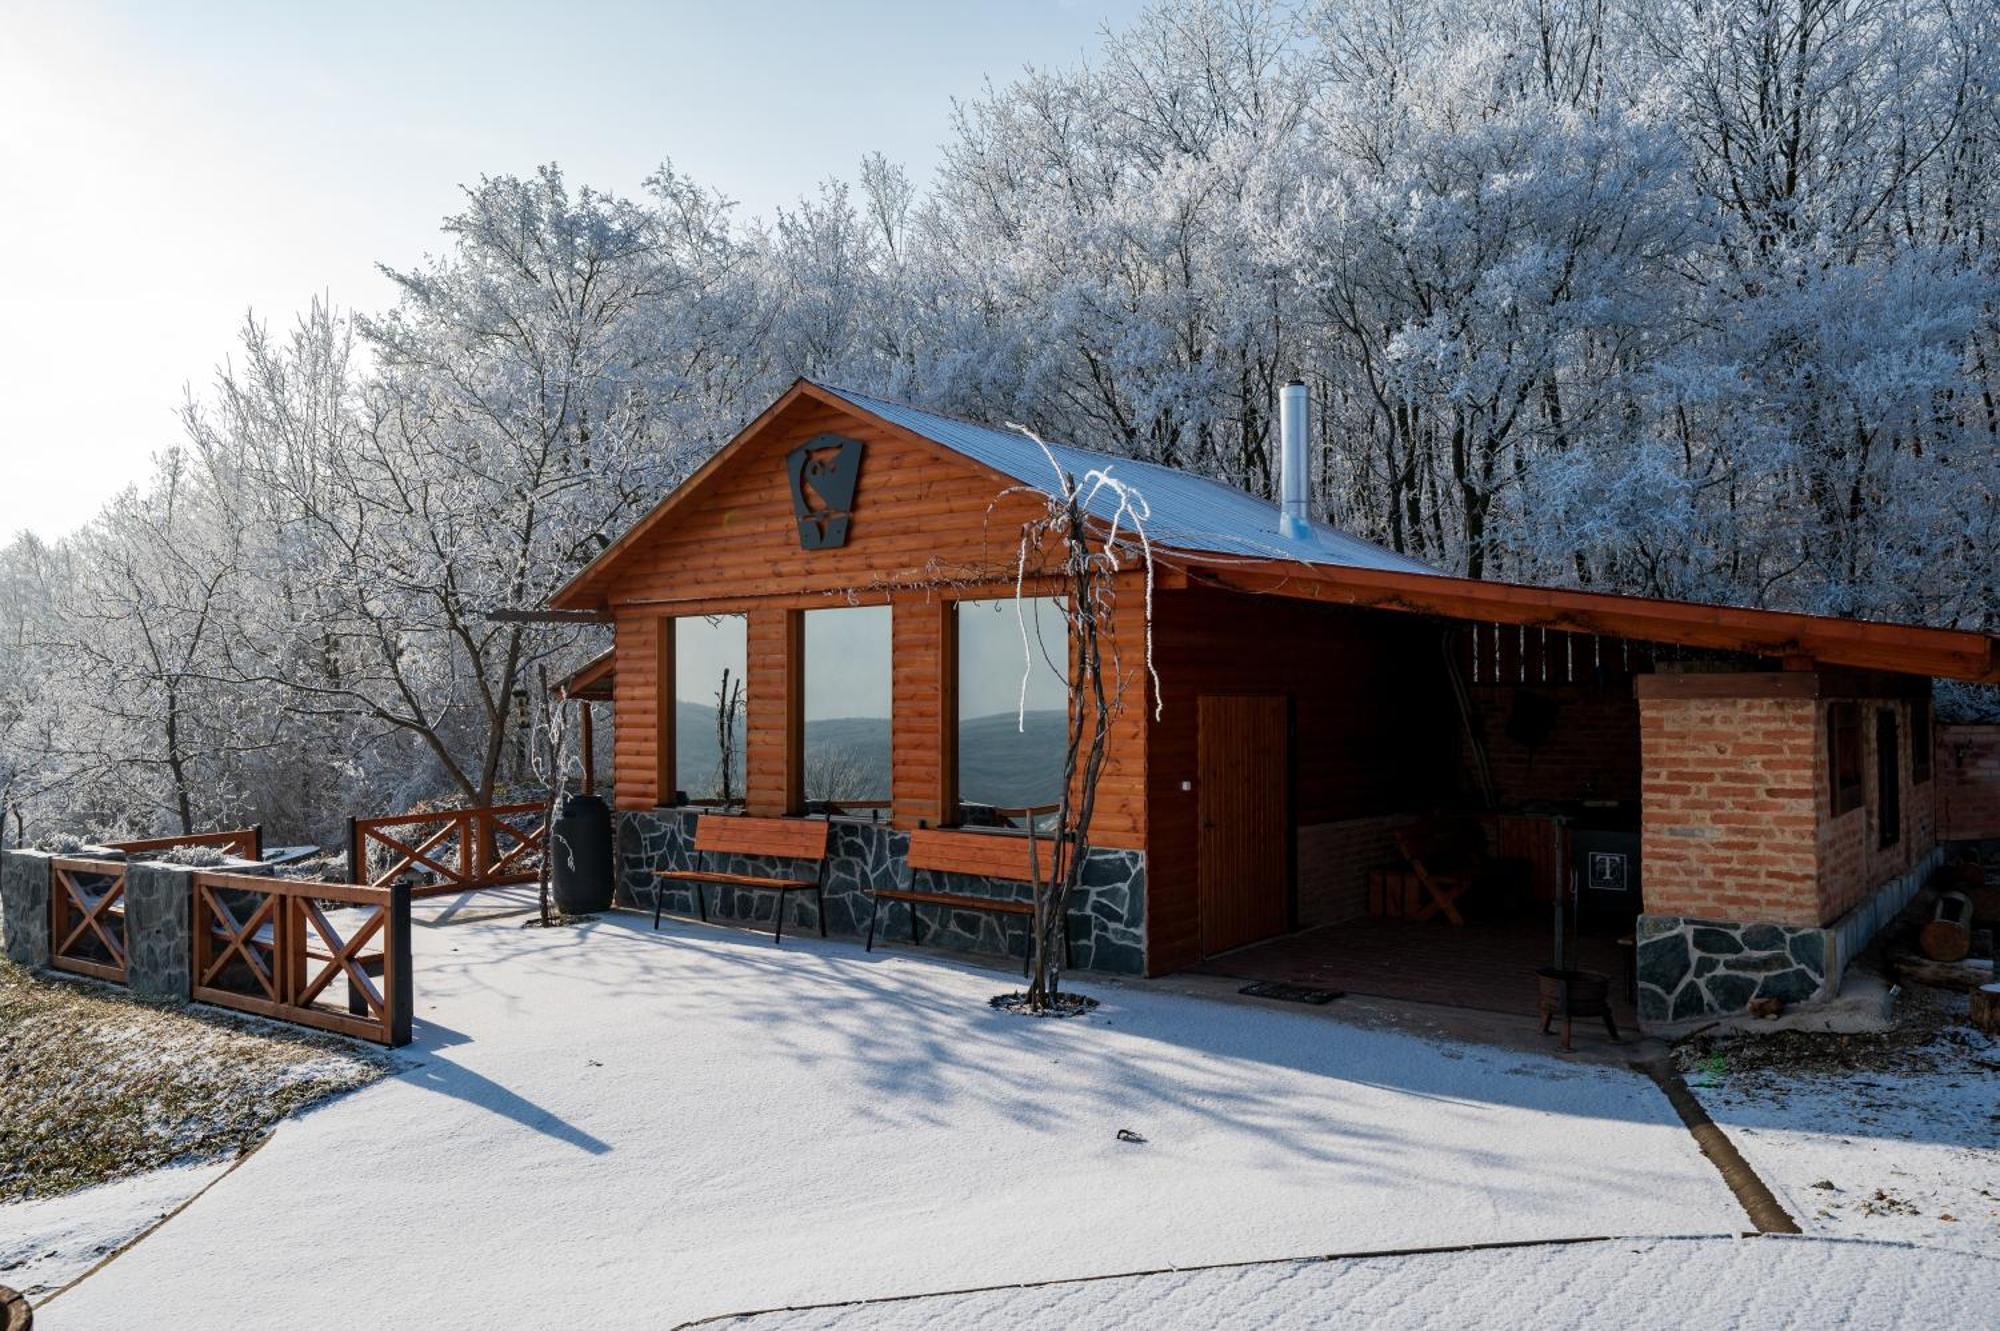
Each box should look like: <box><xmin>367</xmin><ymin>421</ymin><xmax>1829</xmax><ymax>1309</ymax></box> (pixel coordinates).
<box><xmin>598</xmin><ymin>393</ymin><xmax>1147</xmax><ymax>849</ymax></box>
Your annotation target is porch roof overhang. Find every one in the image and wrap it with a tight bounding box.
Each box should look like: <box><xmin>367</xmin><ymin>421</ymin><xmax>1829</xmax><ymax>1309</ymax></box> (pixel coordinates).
<box><xmin>1171</xmin><ymin>554</ymin><xmax>2000</xmax><ymax>685</ymax></box>
<box><xmin>553</xmin><ymin>650</ymin><xmax>615</xmax><ymax>702</ymax></box>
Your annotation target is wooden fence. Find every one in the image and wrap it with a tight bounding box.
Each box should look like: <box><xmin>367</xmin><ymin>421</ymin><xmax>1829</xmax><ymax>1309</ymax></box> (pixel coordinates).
<box><xmin>49</xmin><ymin>856</ymin><xmax>128</xmax><ymax>983</ymax></box>
<box><xmin>347</xmin><ymin>802</ymin><xmax>545</xmax><ymax>898</ymax></box>
<box><xmin>191</xmin><ymin>870</ymin><xmax>412</xmax><ymax>1046</ymax></box>
<box><xmin>106</xmin><ymin>826</ymin><xmax>262</xmax><ymax>860</ymax></box>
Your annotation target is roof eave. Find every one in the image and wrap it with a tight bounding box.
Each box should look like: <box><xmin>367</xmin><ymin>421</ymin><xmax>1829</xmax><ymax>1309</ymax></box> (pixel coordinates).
<box><xmin>1182</xmin><ymin>556</ymin><xmax>2000</xmax><ymax>684</ymax></box>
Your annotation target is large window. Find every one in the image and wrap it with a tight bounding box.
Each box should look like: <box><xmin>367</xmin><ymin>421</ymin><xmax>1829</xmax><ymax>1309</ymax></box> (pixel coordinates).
<box><xmin>954</xmin><ymin>596</ymin><xmax>1068</xmax><ymax>829</ymax></box>
<box><xmin>674</xmin><ymin>614</ymin><xmax>746</xmax><ymax>805</ymax></box>
<box><xmin>803</xmin><ymin>605</ymin><xmax>892</xmax><ymax>815</ymax></box>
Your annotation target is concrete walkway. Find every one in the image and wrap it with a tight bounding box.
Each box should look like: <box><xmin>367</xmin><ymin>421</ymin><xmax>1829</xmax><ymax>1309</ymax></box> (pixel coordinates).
<box><xmin>696</xmin><ymin>1235</ymin><xmax>2000</xmax><ymax>1329</ymax></box>
<box><xmin>43</xmin><ymin>894</ymin><xmax>1742</xmax><ymax>1329</ymax></box>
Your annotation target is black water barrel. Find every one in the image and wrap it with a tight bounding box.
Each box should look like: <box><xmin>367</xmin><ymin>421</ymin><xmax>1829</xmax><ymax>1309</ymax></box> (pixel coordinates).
<box><xmin>550</xmin><ymin>793</ymin><xmax>613</xmax><ymax>915</ymax></box>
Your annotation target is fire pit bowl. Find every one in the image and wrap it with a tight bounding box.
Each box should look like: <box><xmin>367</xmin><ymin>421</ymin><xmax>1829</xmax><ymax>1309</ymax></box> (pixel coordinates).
<box><xmin>1536</xmin><ymin>966</ymin><xmax>1619</xmax><ymax>1050</ymax></box>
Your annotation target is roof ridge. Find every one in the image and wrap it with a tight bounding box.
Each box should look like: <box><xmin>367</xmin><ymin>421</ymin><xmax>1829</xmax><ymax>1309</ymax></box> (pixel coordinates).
<box><xmin>813</xmin><ymin>380</ymin><xmax>1438</xmax><ymax>575</ymax></box>
<box><xmin>807</xmin><ymin>379</ymin><xmax>1132</xmax><ymax>467</ymax></box>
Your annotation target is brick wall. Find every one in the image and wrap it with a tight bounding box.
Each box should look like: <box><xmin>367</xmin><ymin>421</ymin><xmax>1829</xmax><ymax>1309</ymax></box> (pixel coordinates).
<box><xmin>1638</xmin><ymin>674</ymin><xmax>1937</xmax><ymax>929</ymax></box>
<box><xmin>1638</xmin><ymin>689</ymin><xmax>1823</xmax><ymax>925</ymax></box>
<box><xmin>1296</xmin><ymin>815</ymin><xmax>1418</xmax><ymax>926</ymax></box>
<box><xmin>1938</xmin><ymin>724</ymin><xmax>2000</xmax><ymax>839</ymax></box>
<box><xmin>1462</xmin><ymin>684</ymin><xmax>1641</xmax><ymax>807</ymax></box>
<box><xmin>1815</xmin><ymin>697</ymin><xmax>1936</xmax><ymax>922</ymax></box>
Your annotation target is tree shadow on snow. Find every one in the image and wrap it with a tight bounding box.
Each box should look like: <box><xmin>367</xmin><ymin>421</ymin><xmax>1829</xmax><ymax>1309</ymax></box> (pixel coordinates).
<box><xmin>398</xmin><ymin>909</ymin><xmax>1743</xmax><ymax>1215</ymax></box>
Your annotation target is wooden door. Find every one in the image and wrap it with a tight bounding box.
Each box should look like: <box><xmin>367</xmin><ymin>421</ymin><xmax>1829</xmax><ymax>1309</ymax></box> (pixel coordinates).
<box><xmin>1197</xmin><ymin>694</ymin><xmax>1291</xmax><ymax>956</ymax></box>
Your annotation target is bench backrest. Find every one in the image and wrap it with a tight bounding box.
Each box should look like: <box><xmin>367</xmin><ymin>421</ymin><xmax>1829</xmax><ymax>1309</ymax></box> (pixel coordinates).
<box><xmin>906</xmin><ymin>828</ymin><xmax>1049</xmax><ymax>882</ymax></box>
<box><xmin>693</xmin><ymin>814</ymin><xmax>830</xmax><ymax>862</ymax></box>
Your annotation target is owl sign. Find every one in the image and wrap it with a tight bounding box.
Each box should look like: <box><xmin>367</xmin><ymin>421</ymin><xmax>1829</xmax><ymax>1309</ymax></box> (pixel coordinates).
<box><xmin>785</xmin><ymin>434</ymin><xmax>864</xmax><ymax>550</ymax></box>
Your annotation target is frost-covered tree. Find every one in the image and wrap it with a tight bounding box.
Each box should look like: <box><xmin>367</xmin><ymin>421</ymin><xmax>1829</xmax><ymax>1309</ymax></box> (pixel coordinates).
<box><xmin>8</xmin><ymin>0</ymin><xmax>2000</xmax><ymax>844</ymax></box>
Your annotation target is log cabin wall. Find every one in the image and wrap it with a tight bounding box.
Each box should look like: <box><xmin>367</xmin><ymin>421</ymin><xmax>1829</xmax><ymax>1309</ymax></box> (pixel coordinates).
<box><xmin>598</xmin><ymin>393</ymin><xmax>1146</xmax><ymax>851</ymax></box>
<box><xmin>1144</xmin><ymin>586</ymin><xmax>1456</xmax><ymax>974</ymax></box>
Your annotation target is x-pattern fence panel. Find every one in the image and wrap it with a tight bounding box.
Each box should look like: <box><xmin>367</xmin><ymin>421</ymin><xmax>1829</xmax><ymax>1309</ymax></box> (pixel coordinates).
<box><xmin>349</xmin><ymin>803</ymin><xmax>545</xmax><ymax>898</ymax></box>
<box><xmin>191</xmin><ymin>871</ymin><xmax>411</xmax><ymax>1046</ymax></box>
<box><xmin>49</xmin><ymin>857</ymin><xmax>128</xmax><ymax>983</ymax></box>
<box><xmin>106</xmin><ymin>827</ymin><xmax>261</xmax><ymax>860</ymax></box>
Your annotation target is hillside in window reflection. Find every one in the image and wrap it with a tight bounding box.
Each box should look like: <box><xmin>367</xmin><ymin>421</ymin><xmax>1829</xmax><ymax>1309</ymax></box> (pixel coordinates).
<box><xmin>672</xmin><ymin>705</ymin><xmax>1066</xmax><ymax>818</ymax></box>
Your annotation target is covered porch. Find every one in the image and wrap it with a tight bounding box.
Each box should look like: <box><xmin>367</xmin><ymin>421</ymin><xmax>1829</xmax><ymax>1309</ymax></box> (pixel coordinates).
<box><xmin>1193</xmin><ymin>916</ymin><xmax>1638</xmax><ymax>1031</ymax></box>
<box><xmin>1141</xmin><ymin>561</ymin><xmax>1972</xmax><ymax>1031</ymax></box>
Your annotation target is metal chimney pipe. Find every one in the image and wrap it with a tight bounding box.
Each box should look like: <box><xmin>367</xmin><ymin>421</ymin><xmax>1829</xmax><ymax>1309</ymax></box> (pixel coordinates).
<box><xmin>1278</xmin><ymin>379</ymin><xmax>1310</xmax><ymax>539</ymax></box>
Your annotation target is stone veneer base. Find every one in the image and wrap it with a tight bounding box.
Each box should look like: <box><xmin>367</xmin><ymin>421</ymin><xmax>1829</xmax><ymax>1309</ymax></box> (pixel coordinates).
<box><xmin>615</xmin><ymin>809</ymin><xmax>1147</xmax><ymax>975</ymax></box>
<box><xmin>123</xmin><ymin>862</ymin><xmax>197</xmax><ymax>1000</ymax></box>
<box><xmin>1</xmin><ymin>849</ymin><xmax>54</xmax><ymax>968</ymax></box>
<box><xmin>1637</xmin><ymin>845</ymin><xmax>1947</xmax><ymax>1029</ymax></box>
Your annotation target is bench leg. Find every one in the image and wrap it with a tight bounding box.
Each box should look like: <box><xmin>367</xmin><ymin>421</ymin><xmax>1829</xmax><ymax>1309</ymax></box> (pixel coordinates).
<box><xmin>865</xmin><ymin>895</ymin><xmax>879</xmax><ymax>951</ymax></box>
<box><xmin>652</xmin><ymin>882</ymin><xmax>665</xmax><ymax>931</ymax></box>
<box><xmin>772</xmin><ymin>889</ymin><xmax>785</xmax><ymax>945</ymax></box>
<box><xmin>815</xmin><ymin>883</ymin><xmax>827</xmax><ymax>939</ymax></box>
<box><xmin>911</xmin><ymin>903</ymin><xmax>924</xmax><ymax>948</ymax></box>
<box><xmin>694</xmin><ymin>882</ymin><xmax>707</xmax><ymax>923</ymax></box>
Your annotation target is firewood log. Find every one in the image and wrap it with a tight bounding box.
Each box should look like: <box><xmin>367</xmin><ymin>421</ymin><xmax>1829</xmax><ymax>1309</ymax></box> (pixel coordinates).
<box><xmin>1919</xmin><ymin>891</ymin><xmax>1974</xmax><ymax>963</ymax></box>
<box><xmin>1890</xmin><ymin>950</ymin><xmax>1995</xmax><ymax>991</ymax></box>
<box><xmin>1972</xmin><ymin>983</ymin><xmax>2000</xmax><ymax>1036</ymax></box>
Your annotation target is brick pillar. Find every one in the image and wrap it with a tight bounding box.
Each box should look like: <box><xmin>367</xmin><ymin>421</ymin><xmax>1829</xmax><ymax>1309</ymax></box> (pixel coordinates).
<box><xmin>123</xmin><ymin>862</ymin><xmax>196</xmax><ymax>1001</ymax></box>
<box><xmin>1635</xmin><ymin>673</ymin><xmax>1833</xmax><ymax>1027</ymax></box>
<box><xmin>1</xmin><ymin>849</ymin><xmax>53</xmax><ymax>967</ymax></box>
<box><xmin>1637</xmin><ymin>677</ymin><xmax>1823</xmax><ymax>925</ymax></box>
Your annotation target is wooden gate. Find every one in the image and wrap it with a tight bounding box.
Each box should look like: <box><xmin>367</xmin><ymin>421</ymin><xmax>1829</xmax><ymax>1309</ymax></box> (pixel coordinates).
<box><xmin>1196</xmin><ymin>694</ymin><xmax>1291</xmax><ymax>957</ymax></box>
<box><xmin>49</xmin><ymin>857</ymin><xmax>129</xmax><ymax>983</ymax></box>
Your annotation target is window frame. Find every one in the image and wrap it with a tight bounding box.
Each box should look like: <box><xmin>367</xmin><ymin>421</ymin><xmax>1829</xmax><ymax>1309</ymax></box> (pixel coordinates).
<box><xmin>1875</xmin><ymin>707</ymin><xmax>1902</xmax><ymax>850</ymax></box>
<box><xmin>797</xmin><ymin>602</ymin><xmax>894</xmax><ymax>821</ymax></box>
<box><xmin>1827</xmin><ymin>701</ymin><xmax>1864</xmax><ymax>817</ymax></box>
<box><xmin>1910</xmin><ymin>698</ymin><xmax>1933</xmax><ymax>785</ymax></box>
<box><xmin>946</xmin><ymin>594</ymin><xmax>1070</xmax><ymax>834</ymax></box>
<box><xmin>667</xmin><ymin>610</ymin><xmax>749</xmax><ymax>809</ymax></box>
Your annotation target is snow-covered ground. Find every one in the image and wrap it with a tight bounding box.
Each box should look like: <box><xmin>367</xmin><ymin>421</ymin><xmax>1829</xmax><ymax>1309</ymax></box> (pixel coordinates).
<box><xmin>1685</xmin><ymin>991</ymin><xmax>2000</xmax><ymax>1255</ymax></box>
<box><xmin>0</xmin><ymin>1159</ymin><xmax>230</xmax><ymax>1301</ymax></box>
<box><xmin>36</xmin><ymin>891</ymin><xmax>1742</xmax><ymax>1328</ymax></box>
<box><xmin>696</xmin><ymin>1235</ymin><xmax>2000</xmax><ymax>1329</ymax></box>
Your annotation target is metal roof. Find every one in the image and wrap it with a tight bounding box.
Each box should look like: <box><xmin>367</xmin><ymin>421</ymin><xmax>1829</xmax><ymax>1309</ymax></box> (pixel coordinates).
<box><xmin>816</xmin><ymin>383</ymin><xmax>1440</xmax><ymax>577</ymax></box>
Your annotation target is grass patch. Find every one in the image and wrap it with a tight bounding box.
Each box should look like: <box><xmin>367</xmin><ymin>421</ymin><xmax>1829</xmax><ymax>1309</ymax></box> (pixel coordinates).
<box><xmin>0</xmin><ymin>962</ymin><xmax>390</xmax><ymax>1203</ymax></box>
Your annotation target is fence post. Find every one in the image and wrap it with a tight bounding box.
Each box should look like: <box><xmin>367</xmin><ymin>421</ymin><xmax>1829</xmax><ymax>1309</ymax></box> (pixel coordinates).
<box><xmin>387</xmin><ymin>882</ymin><xmax>413</xmax><ymax>1047</ymax></box>
<box><xmin>0</xmin><ymin>850</ymin><xmax>53</xmax><ymax>968</ymax></box>
<box><xmin>122</xmin><ymin>861</ymin><xmax>193</xmax><ymax>1001</ymax></box>
<box><xmin>347</xmin><ymin>816</ymin><xmax>362</xmax><ymax>886</ymax></box>
<box><xmin>251</xmin><ymin>823</ymin><xmax>265</xmax><ymax>860</ymax></box>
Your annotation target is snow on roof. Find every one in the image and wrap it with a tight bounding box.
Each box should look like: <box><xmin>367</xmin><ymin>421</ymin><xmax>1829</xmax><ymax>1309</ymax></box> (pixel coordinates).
<box><xmin>814</xmin><ymin>383</ymin><xmax>1440</xmax><ymax>577</ymax></box>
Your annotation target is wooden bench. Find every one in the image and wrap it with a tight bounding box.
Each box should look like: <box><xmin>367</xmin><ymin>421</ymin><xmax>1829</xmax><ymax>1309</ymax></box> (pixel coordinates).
<box><xmin>651</xmin><ymin>815</ymin><xmax>829</xmax><ymax>944</ymax></box>
<box><xmin>866</xmin><ymin>828</ymin><xmax>1071</xmax><ymax>975</ymax></box>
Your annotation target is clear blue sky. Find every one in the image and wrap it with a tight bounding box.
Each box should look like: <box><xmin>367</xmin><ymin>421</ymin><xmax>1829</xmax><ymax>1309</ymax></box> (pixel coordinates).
<box><xmin>0</xmin><ymin>0</ymin><xmax>1146</xmax><ymax>542</ymax></box>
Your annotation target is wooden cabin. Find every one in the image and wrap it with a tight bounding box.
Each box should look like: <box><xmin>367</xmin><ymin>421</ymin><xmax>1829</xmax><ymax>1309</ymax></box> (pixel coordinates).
<box><xmin>550</xmin><ymin>379</ymin><xmax>2000</xmax><ymax>1027</ymax></box>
